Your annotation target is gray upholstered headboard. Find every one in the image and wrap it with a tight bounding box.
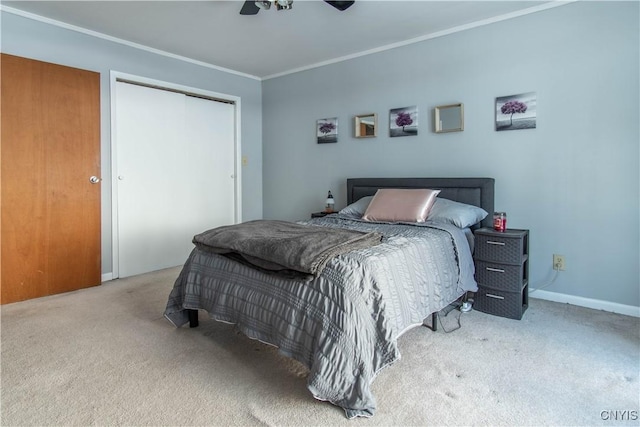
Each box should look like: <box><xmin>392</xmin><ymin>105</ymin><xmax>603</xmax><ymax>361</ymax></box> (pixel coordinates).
<box><xmin>346</xmin><ymin>177</ymin><xmax>495</xmax><ymax>229</ymax></box>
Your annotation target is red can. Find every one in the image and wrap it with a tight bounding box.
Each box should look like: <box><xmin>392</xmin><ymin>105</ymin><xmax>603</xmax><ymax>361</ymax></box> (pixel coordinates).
<box><xmin>493</xmin><ymin>212</ymin><xmax>507</xmax><ymax>232</ymax></box>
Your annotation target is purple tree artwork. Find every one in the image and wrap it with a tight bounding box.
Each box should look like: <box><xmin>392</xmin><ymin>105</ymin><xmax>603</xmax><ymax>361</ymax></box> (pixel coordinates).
<box><xmin>390</xmin><ymin>106</ymin><xmax>418</xmax><ymax>137</ymax></box>
<box><xmin>501</xmin><ymin>100</ymin><xmax>527</xmax><ymax>126</ymax></box>
<box><xmin>319</xmin><ymin>121</ymin><xmax>335</xmax><ymax>135</ymax></box>
<box><xmin>496</xmin><ymin>92</ymin><xmax>537</xmax><ymax>131</ymax></box>
<box><xmin>317</xmin><ymin>117</ymin><xmax>338</xmax><ymax>143</ymax></box>
<box><xmin>395</xmin><ymin>112</ymin><xmax>413</xmax><ymax>131</ymax></box>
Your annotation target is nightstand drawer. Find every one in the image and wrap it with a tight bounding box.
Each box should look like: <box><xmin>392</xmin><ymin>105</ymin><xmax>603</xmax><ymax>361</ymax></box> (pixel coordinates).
<box><xmin>475</xmin><ymin>260</ymin><xmax>526</xmax><ymax>291</ymax></box>
<box><xmin>474</xmin><ymin>285</ymin><xmax>528</xmax><ymax>320</ymax></box>
<box><xmin>475</xmin><ymin>231</ymin><xmax>527</xmax><ymax>264</ymax></box>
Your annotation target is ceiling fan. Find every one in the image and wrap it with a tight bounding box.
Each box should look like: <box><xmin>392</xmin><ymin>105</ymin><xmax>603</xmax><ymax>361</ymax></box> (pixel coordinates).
<box><xmin>240</xmin><ymin>0</ymin><xmax>355</xmax><ymax>15</ymax></box>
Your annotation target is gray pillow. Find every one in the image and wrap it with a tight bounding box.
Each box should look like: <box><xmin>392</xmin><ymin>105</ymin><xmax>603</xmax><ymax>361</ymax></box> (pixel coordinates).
<box><xmin>338</xmin><ymin>196</ymin><xmax>373</xmax><ymax>217</ymax></box>
<box><xmin>427</xmin><ymin>198</ymin><xmax>488</xmax><ymax>228</ymax></box>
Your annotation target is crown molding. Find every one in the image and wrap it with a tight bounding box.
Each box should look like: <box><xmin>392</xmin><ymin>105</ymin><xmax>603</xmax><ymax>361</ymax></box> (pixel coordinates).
<box><xmin>262</xmin><ymin>1</ymin><xmax>576</xmax><ymax>80</ymax></box>
<box><xmin>0</xmin><ymin>4</ymin><xmax>261</xmax><ymax>81</ymax></box>
<box><xmin>2</xmin><ymin>1</ymin><xmax>576</xmax><ymax>81</ymax></box>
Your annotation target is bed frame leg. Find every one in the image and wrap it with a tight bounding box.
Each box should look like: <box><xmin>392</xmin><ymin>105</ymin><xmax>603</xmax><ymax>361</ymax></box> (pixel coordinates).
<box><xmin>188</xmin><ymin>309</ymin><xmax>199</xmax><ymax>328</ymax></box>
<box><xmin>423</xmin><ymin>312</ymin><xmax>438</xmax><ymax>331</ymax></box>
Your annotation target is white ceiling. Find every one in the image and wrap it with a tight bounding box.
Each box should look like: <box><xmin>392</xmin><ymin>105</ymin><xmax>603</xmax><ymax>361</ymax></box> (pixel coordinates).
<box><xmin>2</xmin><ymin>1</ymin><xmax>561</xmax><ymax>79</ymax></box>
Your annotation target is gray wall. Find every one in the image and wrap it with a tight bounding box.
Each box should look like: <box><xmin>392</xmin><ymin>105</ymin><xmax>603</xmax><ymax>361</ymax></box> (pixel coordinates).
<box><xmin>1</xmin><ymin>11</ymin><xmax>264</xmax><ymax>275</ymax></box>
<box><xmin>262</xmin><ymin>2</ymin><xmax>639</xmax><ymax>309</ymax></box>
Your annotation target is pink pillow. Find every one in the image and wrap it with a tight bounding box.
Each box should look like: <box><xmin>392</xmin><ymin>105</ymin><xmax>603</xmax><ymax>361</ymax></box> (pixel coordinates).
<box><xmin>362</xmin><ymin>188</ymin><xmax>441</xmax><ymax>223</ymax></box>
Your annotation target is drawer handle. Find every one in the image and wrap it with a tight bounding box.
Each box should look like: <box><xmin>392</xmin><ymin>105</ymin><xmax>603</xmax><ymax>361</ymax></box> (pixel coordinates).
<box><xmin>487</xmin><ymin>241</ymin><xmax>506</xmax><ymax>246</ymax></box>
<box><xmin>486</xmin><ymin>267</ymin><xmax>505</xmax><ymax>273</ymax></box>
<box><xmin>486</xmin><ymin>293</ymin><xmax>505</xmax><ymax>300</ymax></box>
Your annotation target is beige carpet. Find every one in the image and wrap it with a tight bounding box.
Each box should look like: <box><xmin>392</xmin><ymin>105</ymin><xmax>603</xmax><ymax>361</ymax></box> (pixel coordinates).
<box><xmin>1</xmin><ymin>267</ymin><xmax>638</xmax><ymax>426</ymax></box>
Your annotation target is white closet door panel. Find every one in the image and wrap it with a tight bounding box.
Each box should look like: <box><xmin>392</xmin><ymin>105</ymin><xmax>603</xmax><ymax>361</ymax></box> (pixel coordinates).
<box><xmin>115</xmin><ymin>82</ymin><xmax>236</xmax><ymax>278</ymax></box>
<box><xmin>184</xmin><ymin>96</ymin><xmax>236</xmax><ymax>231</ymax></box>
<box><xmin>116</xmin><ymin>82</ymin><xmax>187</xmax><ymax>277</ymax></box>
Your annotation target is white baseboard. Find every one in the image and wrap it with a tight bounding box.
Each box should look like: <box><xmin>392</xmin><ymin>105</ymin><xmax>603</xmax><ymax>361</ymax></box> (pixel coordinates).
<box><xmin>530</xmin><ymin>289</ymin><xmax>640</xmax><ymax>318</ymax></box>
<box><xmin>101</xmin><ymin>272</ymin><xmax>114</xmax><ymax>283</ymax></box>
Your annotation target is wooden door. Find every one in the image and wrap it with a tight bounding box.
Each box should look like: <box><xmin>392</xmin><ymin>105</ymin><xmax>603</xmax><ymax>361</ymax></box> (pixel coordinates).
<box><xmin>1</xmin><ymin>54</ymin><xmax>101</xmax><ymax>304</ymax></box>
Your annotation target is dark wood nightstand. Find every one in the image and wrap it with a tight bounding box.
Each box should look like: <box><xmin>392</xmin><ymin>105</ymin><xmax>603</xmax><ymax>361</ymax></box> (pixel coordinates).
<box><xmin>473</xmin><ymin>227</ymin><xmax>529</xmax><ymax>320</ymax></box>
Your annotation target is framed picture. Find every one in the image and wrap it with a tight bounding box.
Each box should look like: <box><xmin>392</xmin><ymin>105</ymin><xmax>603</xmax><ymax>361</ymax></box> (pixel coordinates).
<box><xmin>317</xmin><ymin>117</ymin><xmax>338</xmax><ymax>143</ymax></box>
<box><xmin>496</xmin><ymin>92</ymin><xmax>537</xmax><ymax>131</ymax></box>
<box><xmin>390</xmin><ymin>106</ymin><xmax>418</xmax><ymax>137</ymax></box>
<box><xmin>354</xmin><ymin>113</ymin><xmax>377</xmax><ymax>138</ymax></box>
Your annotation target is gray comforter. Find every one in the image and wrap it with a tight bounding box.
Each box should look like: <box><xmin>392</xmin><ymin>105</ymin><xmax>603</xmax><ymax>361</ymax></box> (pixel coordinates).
<box><xmin>164</xmin><ymin>215</ymin><xmax>478</xmax><ymax>418</ymax></box>
<box><xmin>193</xmin><ymin>219</ymin><xmax>382</xmax><ymax>280</ymax></box>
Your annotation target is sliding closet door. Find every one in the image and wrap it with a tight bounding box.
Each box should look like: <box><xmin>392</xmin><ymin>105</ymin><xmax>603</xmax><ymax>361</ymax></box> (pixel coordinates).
<box><xmin>184</xmin><ymin>96</ymin><xmax>236</xmax><ymax>229</ymax></box>
<box><xmin>115</xmin><ymin>82</ymin><xmax>235</xmax><ymax>278</ymax></box>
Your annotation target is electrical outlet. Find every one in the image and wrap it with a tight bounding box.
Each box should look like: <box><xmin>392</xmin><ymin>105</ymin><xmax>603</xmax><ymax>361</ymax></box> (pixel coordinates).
<box><xmin>553</xmin><ymin>254</ymin><xmax>565</xmax><ymax>271</ymax></box>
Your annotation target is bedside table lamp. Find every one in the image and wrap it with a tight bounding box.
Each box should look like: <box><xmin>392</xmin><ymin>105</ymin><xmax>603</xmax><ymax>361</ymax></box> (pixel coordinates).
<box><xmin>325</xmin><ymin>191</ymin><xmax>335</xmax><ymax>213</ymax></box>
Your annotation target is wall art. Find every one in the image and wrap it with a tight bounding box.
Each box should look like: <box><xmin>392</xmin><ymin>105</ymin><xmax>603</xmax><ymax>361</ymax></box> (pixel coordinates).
<box><xmin>495</xmin><ymin>92</ymin><xmax>537</xmax><ymax>131</ymax></box>
<box><xmin>434</xmin><ymin>103</ymin><xmax>464</xmax><ymax>133</ymax></box>
<box><xmin>317</xmin><ymin>117</ymin><xmax>338</xmax><ymax>143</ymax></box>
<box><xmin>389</xmin><ymin>106</ymin><xmax>418</xmax><ymax>137</ymax></box>
<box><xmin>354</xmin><ymin>113</ymin><xmax>377</xmax><ymax>138</ymax></box>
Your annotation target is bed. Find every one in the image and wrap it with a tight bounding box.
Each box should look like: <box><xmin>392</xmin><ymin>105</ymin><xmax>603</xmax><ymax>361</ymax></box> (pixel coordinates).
<box><xmin>164</xmin><ymin>177</ymin><xmax>494</xmax><ymax>418</ymax></box>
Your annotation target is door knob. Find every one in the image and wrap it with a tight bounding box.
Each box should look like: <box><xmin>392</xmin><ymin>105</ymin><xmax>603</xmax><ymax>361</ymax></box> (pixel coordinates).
<box><xmin>89</xmin><ymin>176</ymin><xmax>101</xmax><ymax>184</ymax></box>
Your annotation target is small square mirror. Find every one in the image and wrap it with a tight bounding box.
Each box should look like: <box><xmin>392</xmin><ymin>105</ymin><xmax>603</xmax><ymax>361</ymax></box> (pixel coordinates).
<box><xmin>354</xmin><ymin>113</ymin><xmax>377</xmax><ymax>138</ymax></box>
<box><xmin>435</xmin><ymin>103</ymin><xmax>464</xmax><ymax>133</ymax></box>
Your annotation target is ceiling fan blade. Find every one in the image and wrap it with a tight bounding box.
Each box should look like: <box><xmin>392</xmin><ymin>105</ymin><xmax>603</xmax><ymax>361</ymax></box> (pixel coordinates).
<box><xmin>324</xmin><ymin>1</ymin><xmax>355</xmax><ymax>11</ymax></box>
<box><xmin>240</xmin><ymin>1</ymin><xmax>260</xmax><ymax>15</ymax></box>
